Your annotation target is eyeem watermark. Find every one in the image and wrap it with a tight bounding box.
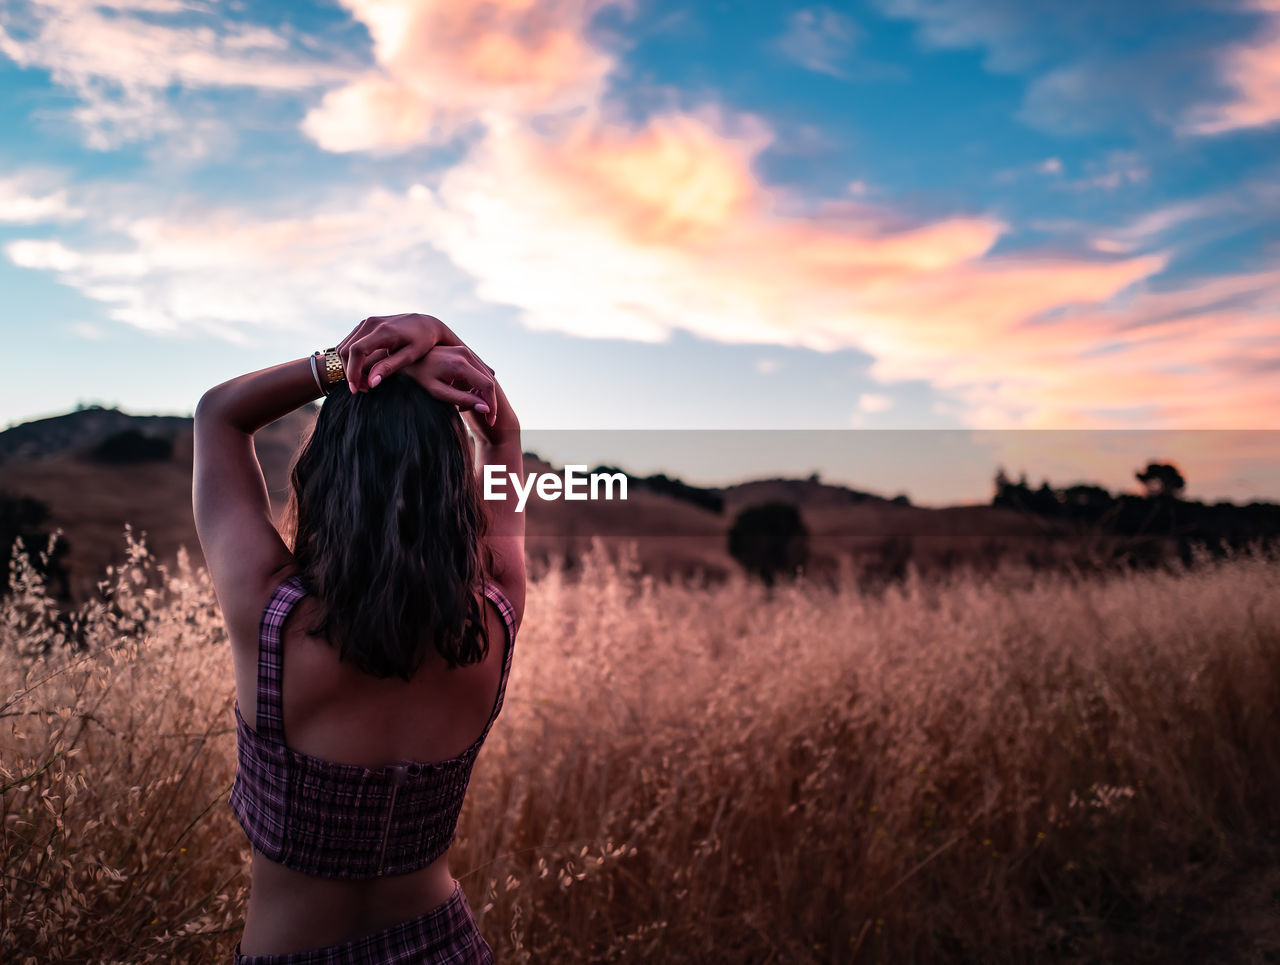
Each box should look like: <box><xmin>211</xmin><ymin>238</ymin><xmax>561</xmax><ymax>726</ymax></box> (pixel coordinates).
<box><xmin>483</xmin><ymin>464</ymin><xmax>628</xmax><ymax>513</ymax></box>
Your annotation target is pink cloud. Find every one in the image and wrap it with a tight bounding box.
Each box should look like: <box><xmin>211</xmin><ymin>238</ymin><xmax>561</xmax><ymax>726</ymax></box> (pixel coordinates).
<box><xmin>302</xmin><ymin>0</ymin><xmax>626</xmax><ymax>152</ymax></box>
<box><xmin>970</xmin><ymin>269</ymin><xmax>1280</xmax><ymax>430</ymax></box>
<box><xmin>403</xmin><ymin>105</ymin><xmax>1280</xmax><ymax>429</ymax></box>
<box><xmin>1182</xmin><ymin>0</ymin><xmax>1280</xmax><ymax>135</ymax></box>
<box><xmin>6</xmin><ymin>0</ymin><xmax>1277</xmax><ymax>438</ymax></box>
<box><xmin>8</xmin><ymin>98</ymin><xmax>1279</xmax><ymax>433</ymax></box>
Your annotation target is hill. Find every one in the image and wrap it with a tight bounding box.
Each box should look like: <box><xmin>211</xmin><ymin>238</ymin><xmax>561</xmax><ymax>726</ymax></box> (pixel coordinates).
<box><xmin>0</xmin><ymin>405</ymin><xmax>192</xmax><ymax>463</ymax></box>
<box><xmin>0</xmin><ymin>406</ymin><xmax>1085</xmax><ymax>601</ymax></box>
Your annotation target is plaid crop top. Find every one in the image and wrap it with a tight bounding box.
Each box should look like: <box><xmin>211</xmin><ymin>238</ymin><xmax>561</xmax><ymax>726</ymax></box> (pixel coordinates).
<box><xmin>229</xmin><ymin>573</ymin><xmax>517</xmax><ymax>879</ymax></box>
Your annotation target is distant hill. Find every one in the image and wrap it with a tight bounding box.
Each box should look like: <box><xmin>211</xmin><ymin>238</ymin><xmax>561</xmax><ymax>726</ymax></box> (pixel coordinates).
<box><xmin>0</xmin><ymin>405</ymin><xmax>192</xmax><ymax>464</ymax></box>
<box><xmin>0</xmin><ymin>406</ymin><xmax>1088</xmax><ymax>601</ymax></box>
<box><xmin>715</xmin><ymin>476</ymin><xmax>889</xmax><ymax>512</ymax></box>
<box><xmin>0</xmin><ymin>406</ymin><xmax>317</xmax><ymax>601</ymax></box>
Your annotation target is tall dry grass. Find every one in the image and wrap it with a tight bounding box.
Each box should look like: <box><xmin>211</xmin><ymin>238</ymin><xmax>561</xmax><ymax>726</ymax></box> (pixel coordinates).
<box><xmin>3</xmin><ymin>529</ymin><xmax>1280</xmax><ymax>963</ymax></box>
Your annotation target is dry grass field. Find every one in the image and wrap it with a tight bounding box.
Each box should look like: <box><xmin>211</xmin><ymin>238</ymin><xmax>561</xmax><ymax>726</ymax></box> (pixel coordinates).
<box><xmin>3</xmin><ymin>530</ymin><xmax>1280</xmax><ymax>963</ymax></box>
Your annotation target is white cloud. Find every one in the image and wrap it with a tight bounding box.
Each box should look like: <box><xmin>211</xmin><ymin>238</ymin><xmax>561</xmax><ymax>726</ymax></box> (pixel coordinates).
<box><xmin>6</xmin><ymin>239</ymin><xmax>84</xmax><ymax>271</ymax></box>
<box><xmin>8</xmin><ymin>106</ymin><xmax>1280</xmax><ymax>431</ymax></box>
<box><xmin>3</xmin><ymin>186</ymin><xmax>480</xmax><ymax>340</ymax></box>
<box><xmin>0</xmin><ymin>175</ymin><xmax>83</xmax><ymax>223</ymax></box>
<box><xmin>4</xmin><ymin>0</ymin><xmax>1278</xmax><ymax>436</ymax></box>
<box><xmin>776</xmin><ymin>7</ymin><xmax>861</xmax><ymax>79</ymax></box>
<box><xmin>0</xmin><ymin>0</ymin><xmax>354</xmax><ymax>148</ymax></box>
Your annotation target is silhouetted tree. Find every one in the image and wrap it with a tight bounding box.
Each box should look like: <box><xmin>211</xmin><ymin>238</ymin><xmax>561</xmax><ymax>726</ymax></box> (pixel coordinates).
<box><xmin>1136</xmin><ymin>462</ymin><xmax>1185</xmax><ymax>499</ymax></box>
<box><xmin>728</xmin><ymin>502</ymin><xmax>808</xmax><ymax>586</ymax></box>
<box><xmin>994</xmin><ymin>467</ymin><xmax>1050</xmax><ymax>512</ymax></box>
<box><xmin>1060</xmin><ymin>484</ymin><xmax>1114</xmax><ymax>519</ymax></box>
<box><xmin>990</xmin><ymin>457</ymin><xmax>1280</xmax><ymax>572</ymax></box>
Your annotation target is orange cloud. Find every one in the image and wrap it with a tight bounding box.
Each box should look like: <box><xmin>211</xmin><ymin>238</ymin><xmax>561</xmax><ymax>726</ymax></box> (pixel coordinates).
<box><xmin>528</xmin><ymin>111</ymin><xmax>768</xmax><ymax>247</ymax></box>
<box><xmin>404</xmin><ymin>106</ymin><xmax>1280</xmax><ymax>429</ymax></box>
<box><xmin>7</xmin><ymin>0</ymin><xmax>1277</xmax><ymax>440</ymax></box>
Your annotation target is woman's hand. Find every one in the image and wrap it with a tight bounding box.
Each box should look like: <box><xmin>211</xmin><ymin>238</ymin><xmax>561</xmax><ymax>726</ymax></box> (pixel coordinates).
<box><xmin>336</xmin><ymin>313</ymin><xmax>461</xmax><ymax>394</ymax></box>
<box><xmin>405</xmin><ymin>345</ymin><xmax>499</xmax><ymax>427</ymax></box>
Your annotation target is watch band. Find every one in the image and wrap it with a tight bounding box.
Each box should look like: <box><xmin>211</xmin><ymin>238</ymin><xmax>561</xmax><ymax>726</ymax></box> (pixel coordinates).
<box><xmin>321</xmin><ymin>346</ymin><xmax>346</xmax><ymax>393</ymax></box>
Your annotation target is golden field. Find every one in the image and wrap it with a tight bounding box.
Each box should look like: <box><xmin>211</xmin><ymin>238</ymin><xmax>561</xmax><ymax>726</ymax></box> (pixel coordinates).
<box><xmin>2</xmin><ymin>530</ymin><xmax>1280</xmax><ymax>963</ymax></box>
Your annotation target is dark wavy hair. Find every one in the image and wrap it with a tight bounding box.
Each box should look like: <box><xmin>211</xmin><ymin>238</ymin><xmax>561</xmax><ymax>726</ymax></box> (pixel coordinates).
<box><xmin>281</xmin><ymin>371</ymin><xmax>492</xmax><ymax>680</ymax></box>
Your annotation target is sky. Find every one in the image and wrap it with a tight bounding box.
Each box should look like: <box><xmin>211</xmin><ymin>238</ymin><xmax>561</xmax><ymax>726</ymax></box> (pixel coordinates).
<box><xmin>1</xmin><ymin>0</ymin><xmax>1279</xmax><ymax>505</ymax></box>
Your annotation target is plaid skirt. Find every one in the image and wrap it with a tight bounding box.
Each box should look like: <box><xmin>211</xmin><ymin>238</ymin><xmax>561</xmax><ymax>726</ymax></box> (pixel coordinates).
<box><xmin>233</xmin><ymin>880</ymin><xmax>493</xmax><ymax>964</ymax></box>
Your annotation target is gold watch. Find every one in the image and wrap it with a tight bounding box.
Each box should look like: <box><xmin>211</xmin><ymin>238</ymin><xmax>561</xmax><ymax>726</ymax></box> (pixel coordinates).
<box><xmin>321</xmin><ymin>347</ymin><xmax>346</xmax><ymax>394</ymax></box>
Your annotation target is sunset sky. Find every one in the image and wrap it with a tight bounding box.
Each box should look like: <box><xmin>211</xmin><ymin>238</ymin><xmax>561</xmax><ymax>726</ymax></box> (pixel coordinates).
<box><xmin>1</xmin><ymin>0</ymin><xmax>1279</xmax><ymax>504</ymax></box>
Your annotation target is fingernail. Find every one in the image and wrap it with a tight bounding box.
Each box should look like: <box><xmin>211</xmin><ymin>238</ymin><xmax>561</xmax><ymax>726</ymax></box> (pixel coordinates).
<box><xmin>371</xmin><ymin>374</ymin><xmax>381</xmax><ymax>387</ymax></box>
<box><xmin>476</xmin><ymin>402</ymin><xmax>490</xmax><ymax>413</ymax></box>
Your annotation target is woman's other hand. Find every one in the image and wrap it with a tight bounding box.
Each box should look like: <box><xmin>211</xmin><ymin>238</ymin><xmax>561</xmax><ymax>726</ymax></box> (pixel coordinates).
<box><xmin>336</xmin><ymin>313</ymin><xmax>467</xmax><ymax>394</ymax></box>
<box><xmin>405</xmin><ymin>345</ymin><xmax>499</xmax><ymax>427</ymax></box>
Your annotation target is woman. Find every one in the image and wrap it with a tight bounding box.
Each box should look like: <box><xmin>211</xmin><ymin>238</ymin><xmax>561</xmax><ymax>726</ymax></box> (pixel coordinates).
<box><xmin>192</xmin><ymin>313</ymin><xmax>525</xmax><ymax>963</ymax></box>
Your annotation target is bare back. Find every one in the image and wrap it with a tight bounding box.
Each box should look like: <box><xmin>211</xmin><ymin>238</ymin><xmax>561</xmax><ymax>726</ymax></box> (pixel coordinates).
<box><xmin>232</xmin><ymin>572</ymin><xmax>515</xmax><ymax>956</ymax></box>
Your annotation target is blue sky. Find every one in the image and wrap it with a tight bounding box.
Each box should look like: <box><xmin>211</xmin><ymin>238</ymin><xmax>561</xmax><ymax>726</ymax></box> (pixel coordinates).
<box><xmin>1</xmin><ymin>0</ymin><xmax>1278</xmax><ymax>504</ymax></box>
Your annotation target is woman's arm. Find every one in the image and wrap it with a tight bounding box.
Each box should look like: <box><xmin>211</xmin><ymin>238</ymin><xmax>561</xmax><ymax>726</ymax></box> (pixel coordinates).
<box><xmin>192</xmin><ymin>313</ymin><xmax>475</xmax><ymax>643</ymax></box>
<box><xmin>192</xmin><ymin>354</ymin><xmax>332</xmax><ymax>647</ymax></box>
<box><xmin>464</xmin><ymin>379</ymin><xmax>526</xmax><ymax>629</ymax></box>
<box><xmin>202</xmin><ymin>309</ymin><xmax>461</xmax><ymax>427</ymax></box>
<box><xmin>196</xmin><ymin>356</ymin><xmax>326</xmax><ymax>434</ymax></box>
